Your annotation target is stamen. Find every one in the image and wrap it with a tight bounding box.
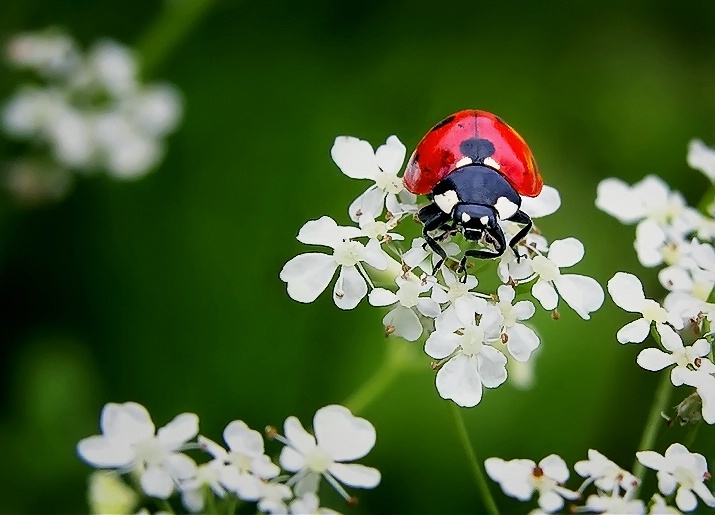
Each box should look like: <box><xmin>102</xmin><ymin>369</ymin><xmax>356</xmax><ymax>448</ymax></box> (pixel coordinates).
<box><xmin>323</xmin><ymin>471</ymin><xmax>353</xmax><ymax>502</ymax></box>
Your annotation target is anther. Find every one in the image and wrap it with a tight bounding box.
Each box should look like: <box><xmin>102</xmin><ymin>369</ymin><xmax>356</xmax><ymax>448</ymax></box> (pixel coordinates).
<box><xmin>551</xmin><ymin>309</ymin><xmax>560</xmax><ymax>320</ymax></box>
<box><xmin>265</xmin><ymin>426</ymin><xmax>278</xmax><ymax>440</ymax></box>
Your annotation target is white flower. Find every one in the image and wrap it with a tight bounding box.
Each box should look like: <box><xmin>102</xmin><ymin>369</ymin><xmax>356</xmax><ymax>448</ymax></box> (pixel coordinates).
<box><xmin>331</xmin><ymin>135</ymin><xmax>416</xmax><ymax>222</ymax></box>
<box><xmin>687</xmin><ymin>139</ymin><xmax>715</xmax><ymax>183</ymax></box>
<box><xmin>584</xmin><ymin>493</ymin><xmax>645</xmax><ymax>514</ymax></box>
<box><xmin>87</xmin><ymin>40</ymin><xmax>138</xmax><ymax>97</ymax></box>
<box><xmin>77</xmin><ymin>402</ymin><xmax>198</xmax><ymax>499</ymax></box>
<box><xmin>6</xmin><ymin>29</ymin><xmax>80</xmax><ymax>76</ymax></box>
<box><xmin>494</xmin><ymin>285</ymin><xmax>539</xmax><ymax>362</ymax></box>
<box><xmin>485</xmin><ymin>455</ymin><xmax>579</xmax><ymax>513</ymax></box>
<box><xmin>575</xmin><ymin>449</ymin><xmax>639</xmax><ymax>494</ymax></box>
<box><xmin>607</xmin><ymin>272</ymin><xmax>683</xmax><ymax>343</ymax></box>
<box><xmin>289</xmin><ymin>493</ymin><xmax>340</xmax><ymax>515</ymax></box>
<box><xmin>425</xmin><ymin>305</ymin><xmax>506</xmax><ymax>407</ymax></box>
<box><xmin>671</xmin><ymin>368</ymin><xmax>715</xmax><ymax>424</ymax></box>
<box><xmin>280</xmin><ymin>216</ymin><xmax>386</xmax><ymax>310</ymax></box>
<box><xmin>278</xmin><ymin>405</ymin><xmax>380</xmax><ymax>501</ymax></box>
<box><xmin>637</xmin><ymin>443</ymin><xmax>715</xmax><ymax>512</ymax></box>
<box><xmin>648</xmin><ymin>493</ymin><xmax>682</xmax><ymax>514</ymax></box>
<box><xmin>257</xmin><ymin>482</ymin><xmax>293</xmax><ymax>514</ymax></box>
<box><xmin>634</xmin><ymin>221</ymin><xmax>695</xmax><ymax>269</ymax></box>
<box><xmin>180</xmin><ymin>460</ymin><xmax>226</xmax><ymax>513</ymax></box>
<box><xmin>520</xmin><ymin>185</ymin><xmax>561</xmax><ymax>218</ymax></box>
<box><xmin>432</xmin><ymin>267</ymin><xmax>488</xmax><ymax>322</ymax></box>
<box><xmin>530</xmin><ymin>237</ymin><xmax>604</xmax><ymax>319</ymax></box>
<box><xmin>403</xmin><ymin>237</ymin><xmax>460</xmax><ymax>276</ymax></box>
<box><xmin>87</xmin><ymin>471</ymin><xmax>138</xmax><ymax>515</ymax></box>
<box><xmin>369</xmin><ymin>276</ymin><xmax>440</xmax><ymax>341</ymax></box>
<box><xmin>637</xmin><ymin>327</ymin><xmax>715</xmax><ymax>385</ymax></box>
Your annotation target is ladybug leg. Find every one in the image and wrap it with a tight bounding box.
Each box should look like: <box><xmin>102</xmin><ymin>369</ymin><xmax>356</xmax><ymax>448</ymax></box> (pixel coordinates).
<box><xmin>505</xmin><ymin>210</ymin><xmax>533</xmax><ymax>262</ymax></box>
<box><xmin>418</xmin><ymin>203</ymin><xmax>451</xmax><ymax>270</ymax></box>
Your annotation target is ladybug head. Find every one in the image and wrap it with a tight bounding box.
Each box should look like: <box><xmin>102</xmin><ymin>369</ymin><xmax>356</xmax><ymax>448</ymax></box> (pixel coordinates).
<box><xmin>453</xmin><ymin>204</ymin><xmax>498</xmax><ymax>242</ymax></box>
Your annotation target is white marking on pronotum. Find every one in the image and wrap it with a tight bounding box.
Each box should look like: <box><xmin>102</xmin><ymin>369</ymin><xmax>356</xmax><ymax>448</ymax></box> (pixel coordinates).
<box><xmin>480</xmin><ymin>216</ymin><xmax>489</xmax><ymax>226</ymax></box>
<box><xmin>434</xmin><ymin>190</ymin><xmax>459</xmax><ymax>214</ymax></box>
<box><xmin>494</xmin><ymin>196</ymin><xmax>518</xmax><ymax>219</ymax></box>
<box><xmin>455</xmin><ymin>156</ymin><xmax>473</xmax><ymax>168</ymax></box>
<box><xmin>484</xmin><ymin>156</ymin><xmax>500</xmax><ymax>170</ymax></box>
<box><xmin>461</xmin><ymin>212</ymin><xmax>471</xmax><ymax>223</ymax></box>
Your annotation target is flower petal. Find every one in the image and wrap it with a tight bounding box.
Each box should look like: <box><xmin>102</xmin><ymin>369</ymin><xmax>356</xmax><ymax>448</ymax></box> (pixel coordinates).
<box><xmin>333</xmin><ymin>265</ymin><xmax>367</xmax><ymax>310</ymax></box>
<box><xmin>520</xmin><ymin>185</ymin><xmax>560</xmax><ymax>218</ymax></box>
<box><xmin>101</xmin><ymin>402</ymin><xmax>155</xmax><ymax>443</ymax></box>
<box><xmin>157</xmin><ymin>413</ymin><xmax>199</xmax><ymax>451</ymax></box>
<box><xmin>280</xmin><ymin>253</ymin><xmax>338</xmax><ymax>303</ymax></box>
<box><xmin>554</xmin><ymin>274</ymin><xmax>604</xmax><ymax>320</ymax></box>
<box><xmin>616</xmin><ymin>318</ymin><xmax>650</xmax><ymax>344</ymax></box>
<box><xmin>375</xmin><ymin>135</ymin><xmax>406</xmax><ymax>175</ymax></box>
<box><xmin>506</xmin><ymin>324</ymin><xmax>540</xmax><ymax>362</ymax></box>
<box><xmin>368</xmin><ymin>287</ymin><xmax>397</xmax><ymax>307</ymax></box>
<box><xmin>607</xmin><ymin>272</ymin><xmax>646</xmax><ymax>312</ymax></box>
<box><xmin>383</xmin><ymin>305</ymin><xmax>422</xmax><ymax>341</ymax></box>
<box><xmin>687</xmin><ymin>139</ymin><xmax>715</xmax><ymax>182</ymax></box>
<box><xmin>223</xmin><ymin>420</ymin><xmax>264</xmax><ymax>457</ymax></box>
<box><xmin>283</xmin><ymin>416</ymin><xmax>316</xmax><ymax>455</ymax></box>
<box><xmin>314</xmin><ymin>405</ymin><xmax>376</xmax><ymax>462</ymax></box>
<box><xmin>532</xmin><ymin>278</ymin><xmax>558</xmax><ymax>311</ymax></box>
<box><xmin>595</xmin><ymin>178</ymin><xmax>646</xmax><ymax>223</ymax></box>
<box><xmin>675</xmin><ymin>487</ymin><xmax>698</xmax><ymax>512</ymax></box>
<box><xmin>636</xmin><ymin>348</ymin><xmax>674</xmax><ymax>372</ymax></box>
<box><xmin>140</xmin><ymin>466</ymin><xmax>174</xmax><ymax>499</ymax></box>
<box><xmin>329</xmin><ymin>463</ymin><xmax>381</xmax><ymax>488</ymax></box>
<box><xmin>477</xmin><ymin>346</ymin><xmax>507</xmax><ymax>388</ymax></box>
<box><xmin>424</xmin><ymin>330</ymin><xmax>461</xmax><ymax>359</ymax></box>
<box><xmin>636</xmin><ymin>451</ymin><xmax>668</xmax><ymax>473</ymax></box>
<box><xmin>278</xmin><ymin>446</ymin><xmax>305</xmax><ymax>473</ymax></box>
<box><xmin>297</xmin><ymin>216</ymin><xmax>361</xmax><ymax>247</ymax></box>
<box><xmin>77</xmin><ymin>436</ymin><xmax>134</xmax><ymax>468</ymax></box>
<box><xmin>435</xmin><ymin>354</ymin><xmax>483</xmax><ymax>407</ymax></box>
<box><xmin>331</xmin><ymin>136</ymin><xmax>379</xmax><ymax>180</ymax></box>
<box><xmin>548</xmin><ymin>238</ymin><xmax>584</xmax><ymax>268</ymax></box>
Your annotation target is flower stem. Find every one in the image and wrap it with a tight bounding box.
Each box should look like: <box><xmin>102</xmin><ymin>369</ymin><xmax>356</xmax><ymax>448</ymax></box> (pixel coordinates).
<box><xmin>158</xmin><ymin>499</ymin><xmax>176</xmax><ymax>514</ymax></box>
<box><xmin>136</xmin><ymin>0</ymin><xmax>216</xmax><ymax>76</ymax></box>
<box><xmin>343</xmin><ymin>340</ymin><xmax>410</xmax><ymax>414</ymax></box>
<box><xmin>631</xmin><ymin>371</ymin><xmax>673</xmax><ymax>496</ymax></box>
<box><xmin>448</xmin><ymin>403</ymin><xmax>500</xmax><ymax>515</ymax></box>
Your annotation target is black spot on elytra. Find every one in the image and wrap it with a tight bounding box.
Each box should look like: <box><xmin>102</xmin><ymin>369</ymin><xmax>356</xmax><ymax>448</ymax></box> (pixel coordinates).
<box><xmin>459</xmin><ymin>138</ymin><xmax>495</xmax><ymax>161</ymax></box>
<box><xmin>430</xmin><ymin>115</ymin><xmax>455</xmax><ymax>132</ymax></box>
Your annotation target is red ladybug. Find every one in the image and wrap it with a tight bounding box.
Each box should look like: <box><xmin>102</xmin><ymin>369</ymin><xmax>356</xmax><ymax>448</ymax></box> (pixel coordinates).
<box><xmin>403</xmin><ymin>110</ymin><xmax>543</xmax><ymax>272</ymax></box>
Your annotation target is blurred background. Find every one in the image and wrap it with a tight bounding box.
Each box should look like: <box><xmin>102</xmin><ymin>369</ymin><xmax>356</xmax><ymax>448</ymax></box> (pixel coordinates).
<box><xmin>1</xmin><ymin>0</ymin><xmax>715</xmax><ymax>513</ymax></box>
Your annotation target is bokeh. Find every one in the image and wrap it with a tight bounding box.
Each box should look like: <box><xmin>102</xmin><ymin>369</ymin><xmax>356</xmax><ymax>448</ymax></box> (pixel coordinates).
<box><xmin>1</xmin><ymin>0</ymin><xmax>715</xmax><ymax>513</ymax></box>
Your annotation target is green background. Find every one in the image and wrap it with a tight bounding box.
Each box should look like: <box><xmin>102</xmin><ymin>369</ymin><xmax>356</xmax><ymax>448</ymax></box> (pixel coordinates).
<box><xmin>1</xmin><ymin>0</ymin><xmax>715</xmax><ymax>513</ymax></box>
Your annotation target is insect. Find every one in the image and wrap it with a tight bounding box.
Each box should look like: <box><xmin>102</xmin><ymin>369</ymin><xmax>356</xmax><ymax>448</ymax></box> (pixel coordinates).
<box><xmin>403</xmin><ymin>109</ymin><xmax>543</xmax><ymax>274</ymax></box>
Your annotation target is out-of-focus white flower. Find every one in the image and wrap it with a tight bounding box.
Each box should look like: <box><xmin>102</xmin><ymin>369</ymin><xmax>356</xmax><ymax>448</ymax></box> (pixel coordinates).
<box><xmin>289</xmin><ymin>493</ymin><xmax>341</xmax><ymax>515</ymax></box>
<box><xmin>6</xmin><ymin>29</ymin><xmax>80</xmax><ymax>76</ymax></box>
<box><xmin>77</xmin><ymin>402</ymin><xmax>198</xmax><ymax>499</ymax></box>
<box><xmin>636</xmin><ymin>443</ymin><xmax>715</xmax><ymax>512</ymax></box>
<box><xmin>687</xmin><ymin>139</ymin><xmax>715</xmax><ymax>183</ymax></box>
<box><xmin>485</xmin><ymin>455</ymin><xmax>578</xmax><ymax>513</ymax></box>
<box><xmin>584</xmin><ymin>492</ymin><xmax>645</xmax><ymax>514</ymax></box>
<box><xmin>648</xmin><ymin>493</ymin><xmax>682</xmax><ymax>514</ymax></box>
<box><xmin>607</xmin><ymin>272</ymin><xmax>683</xmax><ymax>344</ymax></box>
<box><xmin>575</xmin><ymin>449</ymin><xmax>639</xmax><ymax>494</ymax></box>
<box><xmin>87</xmin><ymin>471</ymin><xmax>138</xmax><ymax>515</ymax></box>
<box><xmin>179</xmin><ymin>460</ymin><xmax>226</xmax><ymax>513</ymax></box>
<box><xmin>277</xmin><ymin>405</ymin><xmax>380</xmax><ymax>501</ymax></box>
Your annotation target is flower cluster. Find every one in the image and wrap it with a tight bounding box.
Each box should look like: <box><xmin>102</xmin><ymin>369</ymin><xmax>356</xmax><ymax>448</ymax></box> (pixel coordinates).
<box><xmin>280</xmin><ymin>134</ymin><xmax>604</xmax><ymax>407</ymax></box>
<box><xmin>77</xmin><ymin>402</ymin><xmax>379</xmax><ymax>514</ymax></box>
<box><xmin>1</xmin><ymin>28</ymin><xmax>182</xmax><ymax>202</ymax></box>
<box><xmin>486</xmin><ymin>444</ymin><xmax>715</xmax><ymax>513</ymax></box>
<box><xmin>597</xmin><ymin>141</ymin><xmax>715</xmax><ymax>425</ymax></box>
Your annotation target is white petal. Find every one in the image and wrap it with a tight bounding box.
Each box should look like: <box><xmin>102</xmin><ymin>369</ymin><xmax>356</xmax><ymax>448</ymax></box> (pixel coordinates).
<box><xmin>283</xmin><ymin>416</ymin><xmax>316</xmax><ymax>455</ymax></box>
<box><xmin>281</xmin><ymin>253</ymin><xmax>338</xmax><ymax>303</ymax></box>
<box><xmin>101</xmin><ymin>402</ymin><xmax>155</xmax><ymax>443</ymax></box>
<box><xmin>691</xmin><ymin>339</ymin><xmax>712</xmax><ymax>358</ymax></box>
<box><xmin>383</xmin><ymin>305</ymin><xmax>422</xmax><ymax>341</ymax></box>
<box><xmin>636</xmin><ymin>451</ymin><xmax>668</xmax><ymax>473</ymax></box>
<box><xmin>165</xmin><ymin>452</ymin><xmax>197</xmax><ymax>481</ymax></box>
<box><xmin>539</xmin><ymin>454</ymin><xmax>570</xmax><ymax>483</ymax></box>
<box><xmin>251</xmin><ymin>454</ymin><xmax>280</xmax><ymax>479</ymax></box>
<box><xmin>292</xmin><ymin>472</ymin><xmax>320</xmax><ymax>497</ymax></box>
<box><xmin>333</xmin><ymin>265</ymin><xmax>368</xmax><ymax>310</ymax></box>
<box><xmin>554</xmin><ymin>274</ymin><xmax>604</xmax><ymax>320</ymax></box>
<box><xmin>77</xmin><ymin>436</ymin><xmax>134</xmax><ymax>468</ymax></box>
<box><xmin>313</xmin><ymin>405</ymin><xmax>376</xmax><ymax>462</ymax></box>
<box><xmin>368</xmin><ymin>287</ymin><xmax>398</xmax><ymax>306</ymax></box>
<box><xmin>140</xmin><ymin>466</ymin><xmax>174</xmax><ymax>498</ymax></box>
<box><xmin>636</xmin><ymin>348</ymin><xmax>674</xmax><ymax>371</ymax></box>
<box><xmin>348</xmin><ymin>185</ymin><xmax>383</xmax><ymax>222</ymax></box>
<box><xmin>675</xmin><ymin>487</ymin><xmax>697</xmax><ymax>512</ymax></box>
<box><xmin>424</xmin><ymin>330</ymin><xmax>461</xmax><ymax>359</ymax></box>
<box><xmin>157</xmin><ymin>413</ymin><xmax>199</xmax><ymax>451</ymax></box>
<box><xmin>278</xmin><ymin>447</ymin><xmax>305</xmax><ymax>473</ymax></box>
<box><xmin>506</xmin><ymin>324</ymin><xmax>540</xmax><ymax>362</ymax></box>
<box><xmin>375</xmin><ymin>135</ymin><xmax>406</xmax><ymax>175</ymax></box>
<box><xmin>595</xmin><ymin>178</ymin><xmax>646</xmax><ymax>223</ymax></box>
<box><xmin>548</xmin><ymin>238</ymin><xmax>584</xmax><ymax>268</ymax></box>
<box><xmin>435</xmin><ymin>355</ymin><xmax>483</xmax><ymax>407</ymax></box>
<box><xmin>532</xmin><ymin>278</ymin><xmax>558</xmax><ymax>310</ymax></box>
<box><xmin>693</xmin><ymin>480</ymin><xmax>715</xmax><ymax>507</ymax></box>
<box><xmin>477</xmin><ymin>346</ymin><xmax>508</xmax><ymax>388</ymax></box>
<box><xmin>363</xmin><ymin>238</ymin><xmax>388</xmax><ymax>270</ymax></box>
<box><xmin>657</xmin><ymin>471</ymin><xmax>677</xmax><ymax>495</ymax></box>
<box><xmin>657</xmin><ymin>324</ymin><xmax>684</xmax><ymax>352</ymax></box>
<box><xmin>223</xmin><ymin>420</ymin><xmax>264</xmax><ymax>456</ymax></box>
<box><xmin>329</xmin><ymin>463</ymin><xmax>381</xmax><ymax>488</ymax></box>
<box><xmin>331</xmin><ymin>136</ymin><xmax>380</xmax><ymax>179</ymax></box>
<box><xmin>616</xmin><ymin>318</ymin><xmax>651</xmax><ymax>344</ymax></box>
<box><xmin>608</xmin><ymin>272</ymin><xmax>646</xmax><ymax>312</ymax></box>
<box><xmin>520</xmin><ymin>185</ymin><xmax>560</xmax><ymax>218</ymax></box>
<box><xmin>513</xmin><ymin>300</ymin><xmax>536</xmax><ymax>321</ymax></box>
<box><xmin>417</xmin><ymin>298</ymin><xmax>442</xmax><ymax>318</ymax></box>
<box><xmin>497</xmin><ymin>284</ymin><xmax>516</xmax><ymax>304</ymax></box>
<box><xmin>635</xmin><ymin>220</ymin><xmax>667</xmax><ymax>267</ymax></box>
<box><xmin>687</xmin><ymin>139</ymin><xmax>715</xmax><ymax>182</ymax></box>
<box><xmin>538</xmin><ymin>490</ymin><xmax>565</xmax><ymax>513</ymax></box>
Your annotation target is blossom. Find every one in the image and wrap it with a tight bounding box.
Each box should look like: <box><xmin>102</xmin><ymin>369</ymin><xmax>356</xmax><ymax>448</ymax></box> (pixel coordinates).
<box><xmin>180</xmin><ymin>460</ymin><xmax>226</xmax><ymax>513</ymax></box>
<box><xmin>77</xmin><ymin>402</ymin><xmax>198</xmax><ymax>499</ymax></box>
<box><xmin>368</xmin><ymin>276</ymin><xmax>440</xmax><ymax>341</ymax></box>
<box><xmin>649</xmin><ymin>493</ymin><xmax>682</xmax><ymax>514</ymax></box>
<box><xmin>431</xmin><ymin>267</ymin><xmax>488</xmax><ymax>324</ymax></box>
<box><xmin>494</xmin><ymin>284</ymin><xmax>539</xmax><ymax>362</ymax></box>
<box><xmin>671</xmin><ymin>368</ymin><xmax>715</xmax><ymax>424</ymax></box>
<box><xmin>485</xmin><ymin>455</ymin><xmax>579</xmax><ymax>513</ymax></box>
<box><xmin>87</xmin><ymin>471</ymin><xmax>138</xmax><ymax>515</ymax></box>
<box><xmin>278</xmin><ymin>405</ymin><xmax>380</xmax><ymax>501</ymax></box>
<box><xmin>530</xmin><ymin>237</ymin><xmax>604</xmax><ymax>319</ymax></box>
<box><xmin>280</xmin><ymin>216</ymin><xmax>387</xmax><ymax>309</ymax></box>
<box><xmin>331</xmin><ymin>135</ymin><xmax>417</xmax><ymax>222</ymax></box>
<box><xmin>403</xmin><ymin>236</ymin><xmax>460</xmax><ymax>276</ymax></box>
<box><xmin>574</xmin><ymin>449</ymin><xmax>639</xmax><ymax>494</ymax></box>
<box><xmin>424</xmin><ymin>305</ymin><xmax>507</xmax><ymax>407</ymax></box>
<box><xmin>584</xmin><ymin>493</ymin><xmax>645</xmax><ymax>514</ymax></box>
<box><xmin>607</xmin><ymin>272</ymin><xmax>683</xmax><ymax>343</ymax></box>
<box><xmin>636</xmin><ymin>443</ymin><xmax>715</xmax><ymax>511</ymax></box>
<box><xmin>687</xmin><ymin>139</ymin><xmax>715</xmax><ymax>183</ymax></box>
<box><xmin>257</xmin><ymin>482</ymin><xmax>293</xmax><ymax>514</ymax></box>
<box><xmin>289</xmin><ymin>493</ymin><xmax>340</xmax><ymax>515</ymax></box>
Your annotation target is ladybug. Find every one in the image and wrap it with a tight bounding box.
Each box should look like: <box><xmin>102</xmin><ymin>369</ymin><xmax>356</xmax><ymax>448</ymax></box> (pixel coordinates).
<box><xmin>403</xmin><ymin>109</ymin><xmax>543</xmax><ymax>273</ymax></box>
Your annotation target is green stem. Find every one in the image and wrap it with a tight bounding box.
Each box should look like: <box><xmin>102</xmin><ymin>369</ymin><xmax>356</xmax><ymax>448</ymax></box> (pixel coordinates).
<box><xmin>684</xmin><ymin>422</ymin><xmax>701</xmax><ymax>448</ymax></box>
<box><xmin>343</xmin><ymin>340</ymin><xmax>410</xmax><ymax>414</ymax></box>
<box><xmin>631</xmin><ymin>371</ymin><xmax>673</xmax><ymax>497</ymax></box>
<box><xmin>449</xmin><ymin>403</ymin><xmax>500</xmax><ymax>515</ymax></box>
<box><xmin>136</xmin><ymin>0</ymin><xmax>216</xmax><ymax>76</ymax></box>
<box><xmin>158</xmin><ymin>499</ymin><xmax>176</xmax><ymax>514</ymax></box>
